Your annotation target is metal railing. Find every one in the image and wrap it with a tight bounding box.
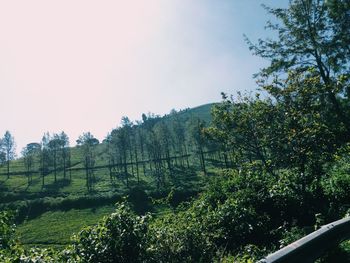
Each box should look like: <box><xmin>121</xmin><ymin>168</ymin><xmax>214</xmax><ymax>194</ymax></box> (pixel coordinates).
<box><xmin>257</xmin><ymin>217</ymin><xmax>350</xmax><ymax>263</ymax></box>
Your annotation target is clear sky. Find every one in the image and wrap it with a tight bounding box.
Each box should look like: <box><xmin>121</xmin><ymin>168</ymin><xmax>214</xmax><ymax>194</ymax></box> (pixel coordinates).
<box><xmin>0</xmin><ymin>0</ymin><xmax>288</xmax><ymax>153</ymax></box>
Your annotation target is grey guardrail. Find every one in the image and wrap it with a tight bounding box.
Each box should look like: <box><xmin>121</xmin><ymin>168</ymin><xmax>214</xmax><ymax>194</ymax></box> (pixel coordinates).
<box><xmin>257</xmin><ymin>217</ymin><xmax>350</xmax><ymax>263</ymax></box>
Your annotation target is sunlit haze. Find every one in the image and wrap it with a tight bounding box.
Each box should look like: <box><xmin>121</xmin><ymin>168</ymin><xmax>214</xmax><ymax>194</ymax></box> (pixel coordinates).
<box><xmin>0</xmin><ymin>0</ymin><xmax>287</xmax><ymax>153</ymax></box>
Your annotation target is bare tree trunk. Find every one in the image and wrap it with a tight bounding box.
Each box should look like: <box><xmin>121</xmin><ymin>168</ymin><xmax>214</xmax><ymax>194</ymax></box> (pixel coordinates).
<box><xmin>63</xmin><ymin>153</ymin><xmax>66</xmax><ymax>179</ymax></box>
<box><xmin>54</xmin><ymin>152</ymin><xmax>57</xmax><ymax>182</ymax></box>
<box><xmin>123</xmin><ymin>151</ymin><xmax>129</xmax><ymax>188</ymax></box>
<box><xmin>85</xmin><ymin>156</ymin><xmax>90</xmax><ymax>190</ymax></box>
<box><xmin>199</xmin><ymin>147</ymin><xmax>206</xmax><ymax>175</ymax></box>
<box><xmin>134</xmin><ymin>146</ymin><xmax>139</xmax><ymax>184</ymax></box>
<box><xmin>6</xmin><ymin>160</ymin><xmax>9</xmax><ymax>179</ymax></box>
<box><xmin>184</xmin><ymin>144</ymin><xmax>190</xmax><ymax>169</ymax></box>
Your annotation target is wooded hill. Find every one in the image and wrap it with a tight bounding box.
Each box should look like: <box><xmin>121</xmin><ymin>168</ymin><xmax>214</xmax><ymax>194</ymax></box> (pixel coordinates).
<box><xmin>1</xmin><ymin>0</ymin><xmax>350</xmax><ymax>261</ymax></box>
<box><xmin>0</xmin><ymin>103</ymin><xmax>222</xmax><ymax>191</ymax></box>
<box><xmin>0</xmin><ymin>103</ymin><xmax>228</xmax><ymax>222</ymax></box>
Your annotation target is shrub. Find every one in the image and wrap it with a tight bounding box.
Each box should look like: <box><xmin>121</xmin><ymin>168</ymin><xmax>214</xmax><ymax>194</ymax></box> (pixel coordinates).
<box><xmin>65</xmin><ymin>202</ymin><xmax>149</xmax><ymax>263</ymax></box>
<box><xmin>0</xmin><ymin>211</ymin><xmax>15</xmax><ymax>250</ymax></box>
<box><xmin>147</xmin><ymin>210</ymin><xmax>215</xmax><ymax>263</ymax></box>
<box><xmin>322</xmin><ymin>156</ymin><xmax>350</xmax><ymax>203</ymax></box>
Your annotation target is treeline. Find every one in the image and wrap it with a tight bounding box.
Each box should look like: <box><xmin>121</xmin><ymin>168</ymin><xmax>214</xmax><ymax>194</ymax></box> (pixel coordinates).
<box><xmin>101</xmin><ymin>113</ymin><xmax>213</xmax><ymax>191</ymax></box>
<box><xmin>0</xmin><ymin>132</ymin><xmax>72</xmax><ymax>186</ymax></box>
<box><xmin>74</xmin><ymin>109</ymin><xmax>233</xmax><ymax>191</ymax></box>
<box><xmin>1</xmin><ymin>105</ymin><xmax>234</xmax><ymax>191</ymax></box>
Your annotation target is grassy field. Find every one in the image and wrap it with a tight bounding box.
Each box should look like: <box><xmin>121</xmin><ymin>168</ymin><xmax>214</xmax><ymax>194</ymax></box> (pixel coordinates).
<box><xmin>16</xmin><ymin>206</ymin><xmax>116</xmax><ymax>248</ymax></box>
<box><xmin>0</xmin><ymin>161</ymin><xmax>208</xmax><ymax>247</ymax></box>
<box><xmin>0</xmin><ymin>166</ymin><xmax>130</xmax><ymax>196</ymax></box>
<box><xmin>0</xmin><ymin>103</ymin><xmax>221</xmax><ymax>247</ymax></box>
<box><xmin>0</xmin><ymin>146</ymin><xmax>209</xmax><ymax>197</ymax></box>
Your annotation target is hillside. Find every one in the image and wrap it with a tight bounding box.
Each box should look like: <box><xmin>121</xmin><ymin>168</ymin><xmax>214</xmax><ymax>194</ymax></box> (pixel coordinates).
<box><xmin>2</xmin><ymin>0</ymin><xmax>350</xmax><ymax>261</ymax></box>
<box><xmin>163</xmin><ymin>103</ymin><xmax>217</xmax><ymax>124</ymax></box>
<box><xmin>0</xmin><ymin>102</ymin><xmax>219</xmax><ymax>248</ymax></box>
<box><xmin>1</xmin><ymin>93</ymin><xmax>350</xmax><ymax>262</ymax></box>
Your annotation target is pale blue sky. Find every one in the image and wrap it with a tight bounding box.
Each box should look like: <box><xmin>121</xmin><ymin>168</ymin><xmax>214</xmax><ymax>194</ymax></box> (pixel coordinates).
<box><xmin>0</xmin><ymin>0</ymin><xmax>288</xmax><ymax>153</ymax></box>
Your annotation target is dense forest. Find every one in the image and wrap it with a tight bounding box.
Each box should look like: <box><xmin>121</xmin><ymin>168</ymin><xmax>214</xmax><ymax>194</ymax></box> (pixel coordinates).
<box><xmin>1</xmin><ymin>0</ymin><xmax>350</xmax><ymax>262</ymax></box>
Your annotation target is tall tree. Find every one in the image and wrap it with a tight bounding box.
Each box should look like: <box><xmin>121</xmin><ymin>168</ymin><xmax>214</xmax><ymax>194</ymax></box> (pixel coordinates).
<box><xmin>142</xmin><ymin>113</ymin><xmax>161</xmax><ymax>173</ymax></box>
<box><xmin>131</xmin><ymin>125</ymin><xmax>140</xmax><ymax>184</ymax></box>
<box><xmin>121</xmin><ymin>117</ymin><xmax>135</xmax><ymax>178</ymax></box>
<box><xmin>59</xmin><ymin>132</ymin><xmax>70</xmax><ymax>180</ymax></box>
<box><xmin>48</xmin><ymin>134</ymin><xmax>61</xmax><ymax>182</ymax></box>
<box><xmin>47</xmin><ymin>132</ymin><xmax>70</xmax><ymax>181</ymax></box>
<box><xmin>2</xmin><ymin>131</ymin><xmax>16</xmax><ymax>179</ymax></box>
<box><xmin>210</xmin><ymin>94</ymin><xmax>277</xmax><ymax>173</ymax></box>
<box><xmin>170</xmin><ymin>111</ymin><xmax>189</xmax><ymax>168</ymax></box>
<box><xmin>209</xmin><ymin>70</ymin><xmax>342</xmax><ymax>194</ymax></box>
<box><xmin>0</xmin><ymin>145</ymin><xmax>5</xmax><ymax>167</ymax></box>
<box><xmin>104</xmin><ymin>132</ymin><xmax>117</xmax><ymax>181</ymax></box>
<box><xmin>246</xmin><ymin>0</ymin><xmax>350</xmax><ymax>136</ymax></box>
<box><xmin>115</xmin><ymin>126</ymin><xmax>130</xmax><ymax>187</ymax></box>
<box><xmin>189</xmin><ymin>118</ymin><xmax>207</xmax><ymax>175</ymax></box>
<box><xmin>22</xmin><ymin>143</ymin><xmax>41</xmax><ymax>185</ymax></box>
<box><xmin>105</xmin><ymin>127</ymin><xmax>128</xmax><ymax>183</ymax></box>
<box><xmin>40</xmin><ymin>133</ymin><xmax>50</xmax><ymax>187</ymax></box>
<box><xmin>77</xmin><ymin>132</ymin><xmax>99</xmax><ymax>191</ymax></box>
<box><xmin>136</xmin><ymin>121</ymin><xmax>147</xmax><ymax>175</ymax></box>
<box><xmin>146</xmin><ymin>129</ymin><xmax>163</xmax><ymax>189</ymax></box>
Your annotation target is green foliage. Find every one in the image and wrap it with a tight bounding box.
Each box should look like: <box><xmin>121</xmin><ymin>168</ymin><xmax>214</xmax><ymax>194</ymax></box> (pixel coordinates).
<box><xmin>1</xmin><ymin>0</ymin><xmax>350</xmax><ymax>261</ymax></box>
<box><xmin>0</xmin><ymin>160</ymin><xmax>349</xmax><ymax>262</ymax></box>
<box><xmin>66</xmin><ymin>202</ymin><xmax>149</xmax><ymax>263</ymax></box>
<box><xmin>246</xmin><ymin>0</ymin><xmax>350</xmax><ymax>88</ymax></box>
<box><xmin>148</xmin><ymin>211</ymin><xmax>215</xmax><ymax>262</ymax></box>
<box><xmin>322</xmin><ymin>157</ymin><xmax>350</xmax><ymax>202</ymax></box>
<box><xmin>218</xmin><ymin>244</ymin><xmax>265</xmax><ymax>263</ymax></box>
<box><xmin>147</xmin><ymin>168</ymin><xmax>275</xmax><ymax>262</ymax></box>
<box><xmin>0</xmin><ymin>211</ymin><xmax>16</xmax><ymax>250</ymax></box>
<box><xmin>279</xmin><ymin>226</ymin><xmax>307</xmax><ymax>248</ymax></box>
<box><xmin>0</xmin><ymin>210</ymin><xmax>59</xmax><ymax>262</ymax></box>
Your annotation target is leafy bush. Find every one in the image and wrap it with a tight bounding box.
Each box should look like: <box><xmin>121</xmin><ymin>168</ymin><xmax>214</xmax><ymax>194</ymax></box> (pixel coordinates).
<box><xmin>322</xmin><ymin>156</ymin><xmax>350</xmax><ymax>203</ymax></box>
<box><xmin>147</xmin><ymin>168</ymin><xmax>274</xmax><ymax>262</ymax></box>
<box><xmin>218</xmin><ymin>244</ymin><xmax>266</xmax><ymax>263</ymax></box>
<box><xmin>2</xmin><ymin>162</ymin><xmax>350</xmax><ymax>262</ymax></box>
<box><xmin>65</xmin><ymin>202</ymin><xmax>149</xmax><ymax>263</ymax></box>
<box><xmin>0</xmin><ymin>211</ymin><xmax>15</xmax><ymax>250</ymax></box>
<box><xmin>147</xmin><ymin>209</ymin><xmax>215</xmax><ymax>262</ymax></box>
<box><xmin>0</xmin><ymin>211</ymin><xmax>59</xmax><ymax>263</ymax></box>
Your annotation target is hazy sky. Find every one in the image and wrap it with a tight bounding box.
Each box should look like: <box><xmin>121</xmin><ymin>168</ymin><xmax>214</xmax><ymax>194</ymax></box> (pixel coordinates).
<box><xmin>0</xmin><ymin>0</ymin><xmax>287</xmax><ymax>153</ymax></box>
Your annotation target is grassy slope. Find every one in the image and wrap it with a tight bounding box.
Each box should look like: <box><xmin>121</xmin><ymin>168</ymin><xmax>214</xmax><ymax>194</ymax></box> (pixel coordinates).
<box><xmin>162</xmin><ymin>103</ymin><xmax>216</xmax><ymax>125</ymax></box>
<box><xmin>14</xmin><ymin>169</ymin><xmax>205</xmax><ymax>247</ymax></box>
<box><xmin>16</xmin><ymin>206</ymin><xmax>116</xmax><ymax>248</ymax></box>
<box><xmin>0</xmin><ymin>103</ymin><xmax>215</xmax><ymax>247</ymax></box>
<box><xmin>0</xmin><ymin>103</ymin><xmax>215</xmax><ymax>198</ymax></box>
<box><xmin>181</xmin><ymin>103</ymin><xmax>216</xmax><ymax>123</ymax></box>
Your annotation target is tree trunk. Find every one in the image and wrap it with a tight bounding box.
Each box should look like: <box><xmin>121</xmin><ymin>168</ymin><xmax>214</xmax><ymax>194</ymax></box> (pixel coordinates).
<box><xmin>6</xmin><ymin>160</ymin><xmax>9</xmax><ymax>179</ymax></box>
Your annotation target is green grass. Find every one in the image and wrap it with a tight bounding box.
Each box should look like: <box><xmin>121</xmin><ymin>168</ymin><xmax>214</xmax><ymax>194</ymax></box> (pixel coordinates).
<box><xmin>0</xmin><ymin>164</ymin><xmax>147</xmax><ymax>197</ymax></box>
<box><xmin>0</xmin><ymin>103</ymin><xmax>217</xmax><ymax>249</ymax></box>
<box><xmin>3</xmin><ymin>165</ymin><xmax>205</xmax><ymax>248</ymax></box>
<box><xmin>0</xmin><ymin>158</ymin><xmax>206</xmax><ymax>203</ymax></box>
<box><xmin>16</xmin><ymin>206</ymin><xmax>116</xmax><ymax>248</ymax></box>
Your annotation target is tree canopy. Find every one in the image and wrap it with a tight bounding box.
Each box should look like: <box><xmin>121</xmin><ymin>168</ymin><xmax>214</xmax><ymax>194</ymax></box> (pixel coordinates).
<box><xmin>246</xmin><ymin>0</ymin><xmax>350</xmax><ymax>134</ymax></box>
